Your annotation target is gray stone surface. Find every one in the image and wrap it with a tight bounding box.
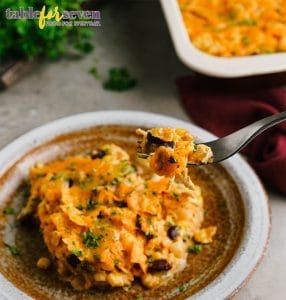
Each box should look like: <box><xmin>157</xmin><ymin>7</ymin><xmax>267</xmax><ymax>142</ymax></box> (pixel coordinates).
<box><xmin>0</xmin><ymin>1</ymin><xmax>285</xmax><ymax>299</ymax></box>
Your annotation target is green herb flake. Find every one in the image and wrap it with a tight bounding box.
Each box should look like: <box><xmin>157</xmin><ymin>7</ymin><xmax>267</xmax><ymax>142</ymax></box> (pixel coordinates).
<box><xmin>94</xmin><ymin>254</ymin><xmax>101</xmax><ymax>260</ymax></box>
<box><xmin>82</xmin><ymin>229</ymin><xmax>103</xmax><ymax>249</ymax></box>
<box><xmin>226</xmin><ymin>10</ymin><xmax>236</xmax><ymax>21</ymax></box>
<box><xmin>3</xmin><ymin>207</ymin><xmax>15</xmax><ymax>215</ymax></box>
<box><xmin>67</xmin><ymin>162</ymin><xmax>76</xmax><ymax>170</ymax></box>
<box><xmin>71</xmin><ymin>249</ymin><xmax>82</xmax><ymax>257</ymax></box>
<box><xmin>5</xmin><ymin>244</ymin><xmax>20</xmax><ymax>256</ymax></box>
<box><xmin>111</xmin><ymin>210</ymin><xmax>117</xmax><ymax>216</ymax></box>
<box><xmin>165</xmin><ymin>220</ymin><xmax>174</xmax><ymax>227</ymax></box>
<box><xmin>145</xmin><ymin>231</ymin><xmax>157</xmax><ymax>239</ymax></box>
<box><xmin>114</xmin><ymin>259</ymin><xmax>120</xmax><ymax>267</ymax></box>
<box><xmin>78</xmin><ymin>180</ymin><xmax>87</xmax><ymax>190</ymax></box>
<box><xmin>146</xmin><ymin>255</ymin><xmax>153</xmax><ymax>263</ymax></box>
<box><xmin>237</xmin><ymin>19</ymin><xmax>257</xmax><ymax>26</ymax></box>
<box><xmin>86</xmin><ymin>199</ymin><xmax>96</xmax><ymax>211</ymax></box>
<box><xmin>241</xmin><ymin>35</ymin><xmax>251</xmax><ymax>45</ymax></box>
<box><xmin>172</xmin><ymin>192</ymin><xmax>180</xmax><ymax>201</ymax></box>
<box><xmin>103</xmin><ymin>67</ymin><xmax>137</xmax><ymax>92</ymax></box>
<box><xmin>120</xmin><ymin>160</ymin><xmax>135</xmax><ymax>175</ymax></box>
<box><xmin>193</xmin><ymin>144</ymin><xmax>198</xmax><ymax>153</ymax></box>
<box><xmin>188</xmin><ymin>244</ymin><xmax>203</xmax><ymax>255</ymax></box>
<box><xmin>36</xmin><ymin>173</ymin><xmax>46</xmax><ymax>178</ymax></box>
<box><xmin>179</xmin><ymin>284</ymin><xmax>187</xmax><ymax>293</ymax></box>
<box><xmin>77</xmin><ymin>205</ymin><xmax>84</xmax><ymax>211</ymax></box>
<box><xmin>89</xmin><ymin>66</ymin><xmax>100</xmax><ymax>80</ymax></box>
<box><xmin>146</xmin><ymin>216</ymin><xmax>153</xmax><ymax>225</ymax></box>
<box><xmin>110</xmin><ymin>178</ymin><xmax>121</xmax><ymax>185</ymax></box>
<box><xmin>50</xmin><ymin>173</ymin><xmax>69</xmax><ymax>181</ymax></box>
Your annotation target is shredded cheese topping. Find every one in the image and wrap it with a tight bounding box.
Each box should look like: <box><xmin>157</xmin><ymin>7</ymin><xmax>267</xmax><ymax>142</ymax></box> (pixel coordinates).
<box><xmin>179</xmin><ymin>0</ymin><xmax>286</xmax><ymax>56</ymax></box>
<box><xmin>19</xmin><ymin>140</ymin><xmax>216</xmax><ymax>290</ymax></box>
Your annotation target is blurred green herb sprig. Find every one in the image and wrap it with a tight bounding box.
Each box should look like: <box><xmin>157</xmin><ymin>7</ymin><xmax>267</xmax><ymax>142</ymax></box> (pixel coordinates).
<box><xmin>0</xmin><ymin>0</ymin><xmax>94</xmax><ymax>61</ymax></box>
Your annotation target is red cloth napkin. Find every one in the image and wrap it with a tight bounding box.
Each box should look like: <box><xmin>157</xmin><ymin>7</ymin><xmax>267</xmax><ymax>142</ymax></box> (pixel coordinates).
<box><xmin>177</xmin><ymin>75</ymin><xmax>286</xmax><ymax>194</ymax></box>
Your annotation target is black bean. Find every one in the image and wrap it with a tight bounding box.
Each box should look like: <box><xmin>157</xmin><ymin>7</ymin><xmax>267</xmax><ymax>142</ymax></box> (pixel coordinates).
<box><xmin>133</xmin><ymin>263</ymin><xmax>141</xmax><ymax>270</ymax></box>
<box><xmin>67</xmin><ymin>254</ymin><xmax>80</xmax><ymax>268</ymax></box>
<box><xmin>68</xmin><ymin>179</ymin><xmax>74</xmax><ymax>188</ymax></box>
<box><xmin>168</xmin><ymin>156</ymin><xmax>177</xmax><ymax>164</ymax></box>
<box><xmin>135</xmin><ymin>214</ymin><xmax>141</xmax><ymax>229</ymax></box>
<box><xmin>91</xmin><ymin>150</ymin><xmax>106</xmax><ymax>160</ymax></box>
<box><xmin>167</xmin><ymin>226</ymin><xmax>180</xmax><ymax>240</ymax></box>
<box><xmin>97</xmin><ymin>211</ymin><xmax>105</xmax><ymax>219</ymax></box>
<box><xmin>146</xmin><ymin>132</ymin><xmax>175</xmax><ymax>148</ymax></box>
<box><xmin>115</xmin><ymin>201</ymin><xmax>127</xmax><ymax>208</ymax></box>
<box><xmin>91</xmin><ymin>189</ymin><xmax>97</xmax><ymax>197</ymax></box>
<box><xmin>147</xmin><ymin>259</ymin><xmax>172</xmax><ymax>273</ymax></box>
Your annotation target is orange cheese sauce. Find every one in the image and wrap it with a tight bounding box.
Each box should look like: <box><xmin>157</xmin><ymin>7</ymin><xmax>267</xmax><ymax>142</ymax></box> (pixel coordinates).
<box><xmin>179</xmin><ymin>0</ymin><xmax>286</xmax><ymax>56</ymax></box>
<box><xmin>21</xmin><ymin>143</ymin><xmax>216</xmax><ymax>290</ymax></box>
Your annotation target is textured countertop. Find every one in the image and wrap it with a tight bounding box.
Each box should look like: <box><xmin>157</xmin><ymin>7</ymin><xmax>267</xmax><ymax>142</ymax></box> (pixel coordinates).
<box><xmin>0</xmin><ymin>1</ymin><xmax>285</xmax><ymax>299</ymax></box>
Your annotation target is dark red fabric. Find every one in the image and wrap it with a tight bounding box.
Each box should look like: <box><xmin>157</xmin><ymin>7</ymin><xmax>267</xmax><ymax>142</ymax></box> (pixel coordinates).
<box><xmin>177</xmin><ymin>75</ymin><xmax>286</xmax><ymax>194</ymax></box>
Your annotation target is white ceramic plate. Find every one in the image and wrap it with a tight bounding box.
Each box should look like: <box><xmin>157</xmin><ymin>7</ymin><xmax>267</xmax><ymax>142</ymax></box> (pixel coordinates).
<box><xmin>160</xmin><ymin>0</ymin><xmax>286</xmax><ymax>78</ymax></box>
<box><xmin>0</xmin><ymin>111</ymin><xmax>270</xmax><ymax>299</ymax></box>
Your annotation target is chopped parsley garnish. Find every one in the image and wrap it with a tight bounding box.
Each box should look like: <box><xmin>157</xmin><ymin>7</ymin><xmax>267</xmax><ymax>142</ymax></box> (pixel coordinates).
<box><xmin>77</xmin><ymin>205</ymin><xmax>84</xmax><ymax>211</ymax></box>
<box><xmin>121</xmin><ymin>160</ymin><xmax>135</xmax><ymax>175</ymax></box>
<box><xmin>179</xmin><ymin>284</ymin><xmax>187</xmax><ymax>292</ymax></box>
<box><xmin>50</xmin><ymin>173</ymin><xmax>69</xmax><ymax>181</ymax></box>
<box><xmin>145</xmin><ymin>231</ymin><xmax>157</xmax><ymax>239</ymax></box>
<box><xmin>226</xmin><ymin>11</ymin><xmax>236</xmax><ymax>22</ymax></box>
<box><xmin>67</xmin><ymin>162</ymin><xmax>76</xmax><ymax>170</ymax></box>
<box><xmin>3</xmin><ymin>207</ymin><xmax>15</xmax><ymax>215</ymax></box>
<box><xmin>82</xmin><ymin>229</ymin><xmax>103</xmax><ymax>248</ymax></box>
<box><xmin>241</xmin><ymin>35</ymin><xmax>251</xmax><ymax>45</ymax></box>
<box><xmin>110</xmin><ymin>178</ymin><xmax>121</xmax><ymax>185</ymax></box>
<box><xmin>165</xmin><ymin>220</ymin><xmax>175</xmax><ymax>227</ymax></box>
<box><xmin>94</xmin><ymin>254</ymin><xmax>101</xmax><ymax>260</ymax></box>
<box><xmin>193</xmin><ymin>144</ymin><xmax>198</xmax><ymax>153</ymax></box>
<box><xmin>86</xmin><ymin>199</ymin><xmax>96</xmax><ymax>211</ymax></box>
<box><xmin>172</xmin><ymin>192</ymin><xmax>180</xmax><ymax>201</ymax></box>
<box><xmin>5</xmin><ymin>244</ymin><xmax>20</xmax><ymax>256</ymax></box>
<box><xmin>146</xmin><ymin>216</ymin><xmax>153</xmax><ymax>225</ymax></box>
<box><xmin>71</xmin><ymin>249</ymin><xmax>82</xmax><ymax>256</ymax></box>
<box><xmin>89</xmin><ymin>66</ymin><xmax>100</xmax><ymax>80</ymax></box>
<box><xmin>103</xmin><ymin>67</ymin><xmax>137</xmax><ymax>91</ymax></box>
<box><xmin>188</xmin><ymin>244</ymin><xmax>203</xmax><ymax>254</ymax></box>
<box><xmin>237</xmin><ymin>19</ymin><xmax>257</xmax><ymax>26</ymax></box>
<box><xmin>36</xmin><ymin>173</ymin><xmax>46</xmax><ymax>178</ymax></box>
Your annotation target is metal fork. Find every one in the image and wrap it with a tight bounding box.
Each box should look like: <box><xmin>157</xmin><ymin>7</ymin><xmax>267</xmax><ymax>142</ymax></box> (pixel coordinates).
<box><xmin>193</xmin><ymin>111</ymin><xmax>286</xmax><ymax>164</ymax></box>
<box><xmin>138</xmin><ymin>111</ymin><xmax>286</xmax><ymax>164</ymax></box>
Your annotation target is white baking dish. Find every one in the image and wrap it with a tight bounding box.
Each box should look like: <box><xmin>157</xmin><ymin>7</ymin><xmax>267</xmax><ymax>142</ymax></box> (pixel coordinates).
<box><xmin>160</xmin><ymin>0</ymin><xmax>286</xmax><ymax>77</ymax></box>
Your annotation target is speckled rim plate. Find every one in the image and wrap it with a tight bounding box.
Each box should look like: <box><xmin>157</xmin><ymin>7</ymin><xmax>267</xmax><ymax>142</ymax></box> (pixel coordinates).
<box><xmin>0</xmin><ymin>111</ymin><xmax>270</xmax><ymax>299</ymax></box>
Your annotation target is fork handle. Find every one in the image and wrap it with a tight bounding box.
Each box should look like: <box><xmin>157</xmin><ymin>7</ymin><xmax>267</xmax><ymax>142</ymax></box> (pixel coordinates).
<box><xmin>205</xmin><ymin>111</ymin><xmax>286</xmax><ymax>162</ymax></box>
